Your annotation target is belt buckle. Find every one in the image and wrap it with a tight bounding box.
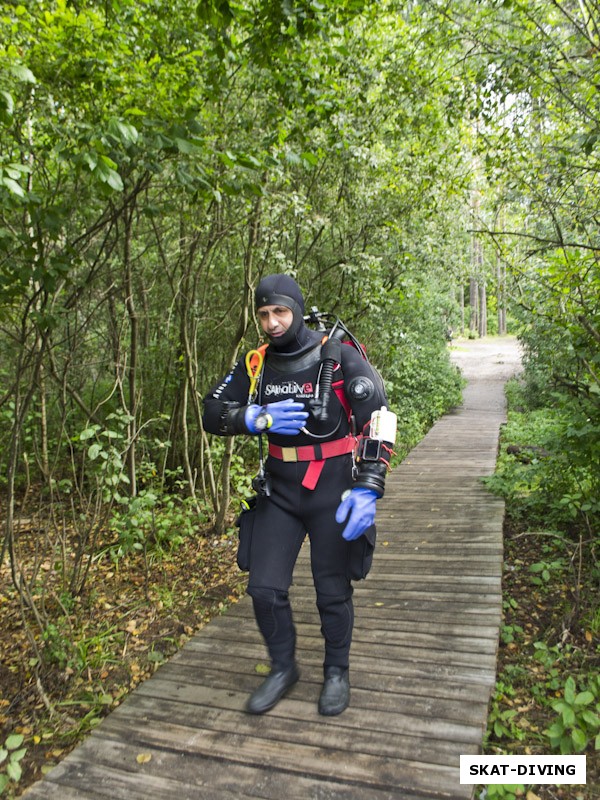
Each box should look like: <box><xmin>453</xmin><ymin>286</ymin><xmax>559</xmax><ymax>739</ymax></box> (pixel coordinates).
<box><xmin>281</xmin><ymin>447</ymin><xmax>298</xmax><ymax>463</ymax></box>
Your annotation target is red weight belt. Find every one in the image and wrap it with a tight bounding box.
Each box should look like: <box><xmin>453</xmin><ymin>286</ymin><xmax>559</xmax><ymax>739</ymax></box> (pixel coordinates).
<box><xmin>268</xmin><ymin>436</ymin><xmax>356</xmax><ymax>490</ymax></box>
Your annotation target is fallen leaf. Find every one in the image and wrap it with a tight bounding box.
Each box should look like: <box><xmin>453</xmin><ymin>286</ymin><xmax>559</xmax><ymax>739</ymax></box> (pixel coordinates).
<box><xmin>136</xmin><ymin>753</ymin><xmax>152</xmax><ymax>764</ymax></box>
<box><xmin>125</xmin><ymin>619</ymin><xmax>139</xmax><ymax>634</ymax></box>
<box><xmin>255</xmin><ymin>663</ymin><xmax>270</xmax><ymax>675</ymax></box>
<box><xmin>526</xmin><ymin>792</ymin><xmax>541</xmax><ymax>800</ymax></box>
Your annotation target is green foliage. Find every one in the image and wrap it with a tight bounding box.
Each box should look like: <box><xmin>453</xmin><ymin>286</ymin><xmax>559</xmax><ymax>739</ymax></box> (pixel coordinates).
<box><xmin>486</xmin><ymin>680</ymin><xmax>526</xmax><ymax>744</ymax></box>
<box><xmin>383</xmin><ymin>329</ymin><xmax>464</xmax><ymax>454</ymax></box>
<box><xmin>499</xmin><ymin>622</ymin><xmax>523</xmax><ymax>646</ymax></box>
<box><xmin>529</xmin><ymin>556</ymin><xmax>567</xmax><ymax>587</ymax></box>
<box><xmin>483</xmin><ymin>381</ymin><xmax>600</xmax><ymax>533</ymax></box>
<box><xmin>0</xmin><ymin>734</ymin><xmax>27</xmax><ymax>794</ymax></box>
<box><xmin>367</xmin><ymin>284</ymin><xmax>465</xmax><ymax>456</ymax></box>
<box><xmin>108</xmin><ymin>489</ymin><xmax>199</xmax><ymax>560</ymax></box>
<box><xmin>41</xmin><ymin>617</ymin><xmax>125</xmax><ymax>673</ymax></box>
<box><xmin>479</xmin><ymin>785</ymin><xmax>525</xmax><ymax>800</ymax></box>
<box><xmin>545</xmin><ymin>675</ymin><xmax>600</xmax><ymax>755</ymax></box>
<box><xmin>531</xmin><ymin>642</ymin><xmax>563</xmax><ymax>696</ymax></box>
<box><xmin>79</xmin><ymin>413</ymin><xmax>131</xmax><ymax>503</ymax></box>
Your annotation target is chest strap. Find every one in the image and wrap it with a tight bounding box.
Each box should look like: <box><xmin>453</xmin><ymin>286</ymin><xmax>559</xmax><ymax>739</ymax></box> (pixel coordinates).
<box><xmin>268</xmin><ymin>436</ymin><xmax>356</xmax><ymax>490</ymax></box>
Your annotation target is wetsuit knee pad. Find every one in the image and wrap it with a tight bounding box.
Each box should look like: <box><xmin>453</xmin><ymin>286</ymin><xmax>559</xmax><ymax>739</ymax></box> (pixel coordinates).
<box><xmin>316</xmin><ymin>593</ymin><xmax>354</xmax><ymax>647</ymax></box>
<box><xmin>247</xmin><ymin>586</ymin><xmax>296</xmax><ymax>667</ymax></box>
<box><xmin>247</xmin><ymin>585</ymin><xmax>288</xmax><ymax>607</ymax></box>
<box><xmin>247</xmin><ymin>586</ymin><xmax>291</xmax><ymax>639</ymax></box>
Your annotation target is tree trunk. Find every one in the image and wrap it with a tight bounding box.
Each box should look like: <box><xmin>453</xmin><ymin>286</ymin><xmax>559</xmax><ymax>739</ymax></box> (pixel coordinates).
<box><xmin>123</xmin><ymin>204</ymin><xmax>138</xmax><ymax>497</ymax></box>
<box><xmin>469</xmin><ymin>277</ymin><xmax>479</xmax><ymax>334</ymax></box>
<box><xmin>497</xmin><ymin>251</ymin><xmax>507</xmax><ymax>335</ymax></box>
<box><xmin>478</xmin><ymin>282</ymin><xmax>487</xmax><ymax>338</ymax></box>
<box><xmin>214</xmin><ymin>195</ymin><xmax>263</xmax><ymax>535</ymax></box>
<box><xmin>458</xmin><ymin>285</ymin><xmax>465</xmax><ymax>335</ymax></box>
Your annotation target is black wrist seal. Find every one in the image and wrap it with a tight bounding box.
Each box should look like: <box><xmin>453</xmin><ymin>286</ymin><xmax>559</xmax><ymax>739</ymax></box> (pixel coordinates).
<box><xmin>218</xmin><ymin>402</ymin><xmax>249</xmax><ymax>435</ymax></box>
<box><xmin>354</xmin><ymin>461</ymin><xmax>387</xmax><ymax>498</ymax></box>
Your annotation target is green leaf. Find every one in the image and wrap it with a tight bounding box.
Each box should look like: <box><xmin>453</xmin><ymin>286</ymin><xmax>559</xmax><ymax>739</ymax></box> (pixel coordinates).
<box><xmin>0</xmin><ymin>774</ymin><xmax>8</xmax><ymax>792</ymax></box>
<box><xmin>104</xmin><ymin>169</ymin><xmax>124</xmax><ymax>192</ymax></box>
<box><xmin>574</xmin><ymin>691</ymin><xmax>594</xmax><ymax>706</ymax></box>
<box><xmin>0</xmin><ymin>748</ymin><xmax>7</xmax><ymax>765</ymax></box>
<box><xmin>564</xmin><ymin>676</ymin><xmax>576</xmax><ymax>705</ymax></box>
<box><xmin>175</xmin><ymin>137</ymin><xmax>200</xmax><ymax>154</ymax></box>
<box><xmin>301</xmin><ymin>151</ymin><xmax>319</xmax><ymax>166</ymax></box>
<box><xmin>581</xmin><ymin>710</ymin><xmax>600</xmax><ymax>727</ymax></box>
<box><xmin>5</xmin><ymin>734</ymin><xmax>24</xmax><ymax>751</ymax></box>
<box><xmin>10</xmin><ymin>64</ymin><xmax>37</xmax><ymax>84</ymax></box>
<box><xmin>87</xmin><ymin>443</ymin><xmax>102</xmax><ymax>460</ymax></box>
<box><xmin>237</xmin><ymin>154</ymin><xmax>261</xmax><ymax>170</ymax></box>
<box><xmin>12</xmin><ymin>748</ymin><xmax>27</xmax><ymax>763</ymax></box>
<box><xmin>6</xmin><ymin>760</ymin><xmax>22</xmax><ymax>782</ymax></box>
<box><xmin>571</xmin><ymin>727</ymin><xmax>587</xmax><ymax>751</ymax></box>
<box><xmin>108</xmin><ymin>118</ymin><xmax>139</xmax><ymax>145</ymax></box>
<box><xmin>0</xmin><ymin>90</ymin><xmax>14</xmax><ymax>122</ymax></box>
<box><xmin>218</xmin><ymin>151</ymin><xmax>237</xmax><ymax>167</ymax></box>
<box><xmin>2</xmin><ymin>177</ymin><xmax>26</xmax><ymax>198</ymax></box>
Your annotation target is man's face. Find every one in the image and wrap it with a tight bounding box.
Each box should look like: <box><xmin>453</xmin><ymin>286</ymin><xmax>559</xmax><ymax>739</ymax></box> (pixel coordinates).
<box><xmin>257</xmin><ymin>304</ymin><xmax>294</xmax><ymax>340</ymax></box>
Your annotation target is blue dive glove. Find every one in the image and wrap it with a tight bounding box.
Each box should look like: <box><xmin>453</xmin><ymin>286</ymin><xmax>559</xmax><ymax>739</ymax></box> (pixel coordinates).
<box><xmin>335</xmin><ymin>487</ymin><xmax>378</xmax><ymax>541</ymax></box>
<box><xmin>244</xmin><ymin>399</ymin><xmax>308</xmax><ymax>436</ymax></box>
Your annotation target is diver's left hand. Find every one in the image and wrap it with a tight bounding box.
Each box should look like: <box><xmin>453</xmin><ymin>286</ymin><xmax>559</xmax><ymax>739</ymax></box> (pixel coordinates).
<box><xmin>335</xmin><ymin>487</ymin><xmax>378</xmax><ymax>541</ymax></box>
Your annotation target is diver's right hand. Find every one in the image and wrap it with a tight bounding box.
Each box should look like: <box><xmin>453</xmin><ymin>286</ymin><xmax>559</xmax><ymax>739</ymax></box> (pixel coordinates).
<box><xmin>244</xmin><ymin>399</ymin><xmax>308</xmax><ymax>436</ymax></box>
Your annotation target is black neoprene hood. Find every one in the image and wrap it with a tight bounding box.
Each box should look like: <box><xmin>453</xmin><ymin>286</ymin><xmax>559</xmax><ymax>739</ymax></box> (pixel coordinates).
<box><xmin>254</xmin><ymin>273</ymin><xmax>305</xmax><ymax>315</ymax></box>
<box><xmin>254</xmin><ymin>274</ymin><xmax>307</xmax><ymax>349</ymax></box>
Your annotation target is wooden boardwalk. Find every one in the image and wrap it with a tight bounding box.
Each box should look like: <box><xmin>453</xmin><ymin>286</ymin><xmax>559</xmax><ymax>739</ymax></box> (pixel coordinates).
<box><xmin>23</xmin><ymin>338</ymin><xmax>521</xmax><ymax>800</ymax></box>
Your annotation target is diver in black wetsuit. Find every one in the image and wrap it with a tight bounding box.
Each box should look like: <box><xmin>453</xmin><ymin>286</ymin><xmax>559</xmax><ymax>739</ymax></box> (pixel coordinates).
<box><xmin>202</xmin><ymin>274</ymin><xmax>394</xmax><ymax>716</ymax></box>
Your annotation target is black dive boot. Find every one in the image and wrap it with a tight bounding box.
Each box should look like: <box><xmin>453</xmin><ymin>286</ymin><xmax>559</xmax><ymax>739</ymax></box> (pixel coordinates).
<box><xmin>318</xmin><ymin>666</ymin><xmax>350</xmax><ymax>716</ymax></box>
<box><xmin>245</xmin><ymin>664</ymin><xmax>300</xmax><ymax>714</ymax></box>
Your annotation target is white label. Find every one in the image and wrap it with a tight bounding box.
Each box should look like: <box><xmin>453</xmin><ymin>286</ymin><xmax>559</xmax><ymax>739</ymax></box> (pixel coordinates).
<box><xmin>460</xmin><ymin>755</ymin><xmax>586</xmax><ymax>785</ymax></box>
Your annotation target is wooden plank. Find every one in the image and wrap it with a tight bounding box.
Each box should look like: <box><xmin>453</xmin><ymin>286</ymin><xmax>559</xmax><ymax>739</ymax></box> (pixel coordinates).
<box><xmin>101</xmin><ymin>686</ymin><xmax>485</xmax><ymax>752</ymax></box>
<box><xmin>225</xmin><ymin>600</ymin><xmax>502</xmax><ymax>630</ymax></box>
<box><xmin>25</xmin><ymin>739</ymin><xmax>454</xmax><ymax>800</ymax></box>
<box><xmin>185</xmin><ymin>610</ymin><xmax>500</xmax><ymax>649</ymax></box>
<box><xmin>166</xmin><ymin>653</ymin><xmax>496</xmax><ymax>706</ymax></box>
<box><xmin>179</xmin><ymin>640</ymin><xmax>498</xmax><ymax>688</ymax></box>
<box><xmin>142</xmin><ymin>662</ymin><xmax>492</xmax><ymax>721</ymax></box>
<box><xmin>193</xmin><ymin>617</ymin><xmax>500</xmax><ymax>655</ymax></box>
<box><xmin>89</xmin><ymin>714</ymin><xmax>465</xmax><ymax>797</ymax></box>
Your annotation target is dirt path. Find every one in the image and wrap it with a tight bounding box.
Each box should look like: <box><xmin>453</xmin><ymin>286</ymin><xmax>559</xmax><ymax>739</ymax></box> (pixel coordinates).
<box><xmin>449</xmin><ymin>336</ymin><xmax>523</xmax><ymax>382</ymax></box>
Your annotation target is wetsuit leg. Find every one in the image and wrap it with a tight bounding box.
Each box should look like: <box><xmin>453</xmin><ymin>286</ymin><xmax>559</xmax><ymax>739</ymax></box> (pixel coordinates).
<box><xmin>302</xmin><ymin>459</ymin><xmax>355</xmax><ymax>669</ymax></box>
<box><xmin>247</xmin><ymin>496</ymin><xmax>306</xmax><ymax>669</ymax></box>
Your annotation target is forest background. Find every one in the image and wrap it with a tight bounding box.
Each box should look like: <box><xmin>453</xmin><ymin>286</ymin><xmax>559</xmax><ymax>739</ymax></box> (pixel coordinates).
<box><xmin>0</xmin><ymin>0</ymin><xmax>598</xmax><ymax>798</ymax></box>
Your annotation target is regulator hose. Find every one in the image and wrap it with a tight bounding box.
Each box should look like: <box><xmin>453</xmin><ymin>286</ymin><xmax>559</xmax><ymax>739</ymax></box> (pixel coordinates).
<box><xmin>310</xmin><ymin>324</ymin><xmax>347</xmax><ymax>423</ymax></box>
